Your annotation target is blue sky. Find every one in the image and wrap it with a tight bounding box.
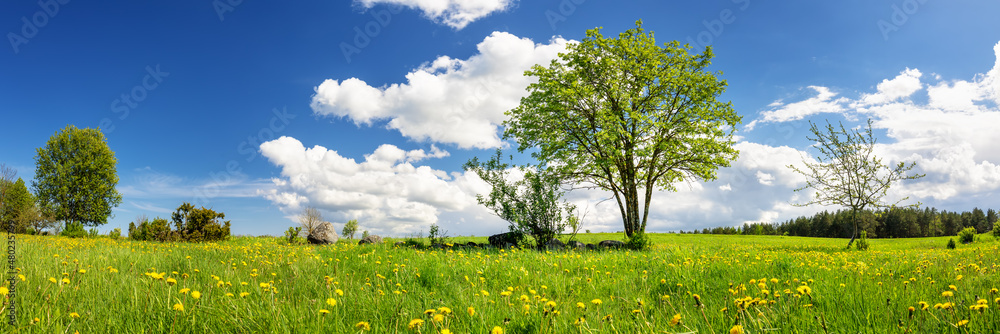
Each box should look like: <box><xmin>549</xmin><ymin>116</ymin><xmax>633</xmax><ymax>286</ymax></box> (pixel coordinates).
<box><xmin>3</xmin><ymin>0</ymin><xmax>999</xmax><ymax>237</ymax></box>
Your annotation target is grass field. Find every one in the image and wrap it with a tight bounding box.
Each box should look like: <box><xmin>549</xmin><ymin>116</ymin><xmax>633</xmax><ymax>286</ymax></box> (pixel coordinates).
<box><xmin>7</xmin><ymin>232</ymin><xmax>1000</xmax><ymax>333</ymax></box>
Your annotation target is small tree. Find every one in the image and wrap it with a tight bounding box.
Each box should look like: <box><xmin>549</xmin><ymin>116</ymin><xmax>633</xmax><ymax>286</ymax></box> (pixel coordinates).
<box><xmin>0</xmin><ymin>177</ymin><xmax>33</xmax><ymax>233</ymax></box>
<box><xmin>789</xmin><ymin>119</ymin><xmax>924</xmax><ymax>247</ymax></box>
<box><xmin>464</xmin><ymin>150</ymin><xmax>576</xmax><ymax>250</ymax></box>
<box><xmin>299</xmin><ymin>207</ymin><xmax>325</xmax><ymax>238</ymax></box>
<box><xmin>285</xmin><ymin>226</ymin><xmax>302</xmax><ymax>244</ymax></box>
<box><xmin>428</xmin><ymin>223</ymin><xmax>448</xmax><ymax>245</ymax></box>
<box><xmin>1</xmin><ymin>164</ymin><xmax>17</xmax><ymax>234</ymax></box>
<box><xmin>342</xmin><ymin>219</ymin><xmax>359</xmax><ymax>239</ymax></box>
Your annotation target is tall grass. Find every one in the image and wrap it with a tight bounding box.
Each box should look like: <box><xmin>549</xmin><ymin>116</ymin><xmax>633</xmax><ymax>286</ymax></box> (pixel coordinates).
<box><xmin>7</xmin><ymin>233</ymin><xmax>999</xmax><ymax>333</ymax></box>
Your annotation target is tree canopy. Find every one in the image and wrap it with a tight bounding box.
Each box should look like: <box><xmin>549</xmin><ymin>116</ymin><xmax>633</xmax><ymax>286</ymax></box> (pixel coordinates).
<box><xmin>33</xmin><ymin>125</ymin><xmax>123</xmax><ymax>227</ymax></box>
<box><xmin>504</xmin><ymin>21</ymin><xmax>741</xmax><ymax>238</ymax></box>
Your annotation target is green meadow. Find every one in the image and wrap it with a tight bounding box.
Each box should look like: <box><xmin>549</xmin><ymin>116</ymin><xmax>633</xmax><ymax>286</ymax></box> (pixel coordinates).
<box><xmin>9</xmin><ymin>233</ymin><xmax>1000</xmax><ymax>333</ymax></box>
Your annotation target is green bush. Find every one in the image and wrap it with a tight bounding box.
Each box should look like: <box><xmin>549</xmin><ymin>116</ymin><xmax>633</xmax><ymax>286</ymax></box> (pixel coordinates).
<box><xmin>947</xmin><ymin>238</ymin><xmax>957</xmax><ymax>249</ymax></box>
<box><xmin>61</xmin><ymin>222</ymin><xmax>87</xmax><ymax>238</ymax></box>
<box><xmin>855</xmin><ymin>230</ymin><xmax>870</xmax><ymax>251</ymax></box>
<box><xmin>958</xmin><ymin>227</ymin><xmax>976</xmax><ymax>244</ymax></box>
<box><xmin>428</xmin><ymin>224</ymin><xmax>448</xmax><ymax>245</ymax></box>
<box><xmin>285</xmin><ymin>226</ymin><xmax>302</xmax><ymax>244</ymax></box>
<box><xmin>108</xmin><ymin>228</ymin><xmax>121</xmax><ymax>239</ymax></box>
<box><xmin>625</xmin><ymin>231</ymin><xmax>650</xmax><ymax>250</ymax></box>
<box><xmin>993</xmin><ymin>221</ymin><xmax>999</xmax><ymax>238</ymax></box>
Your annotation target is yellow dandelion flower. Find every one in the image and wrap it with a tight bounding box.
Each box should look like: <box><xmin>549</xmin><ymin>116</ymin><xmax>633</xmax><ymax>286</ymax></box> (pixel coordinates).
<box><xmin>433</xmin><ymin>314</ymin><xmax>444</xmax><ymax>323</ymax></box>
<box><xmin>545</xmin><ymin>301</ymin><xmax>557</xmax><ymax>309</ymax></box>
<box><xmin>438</xmin><ymin>307</ymin><xmax>452</xmax><ymax>315</ymax></box>
<box><xmin>335</xmin><ymin>289</ymin><xmax>344</xmax><ymax>296</ymax></box>
<box><xmin>240</xmin><ymin>292</ymin><xmax>250</xmax><ymax>298</ymax></box>
<box><xmin>225</xmin><ymin>293</ymin><xmax>234</xmax><ymax>297</ymax></box>
<box><xmin>669</xmin><ymin>313</ymin><xmax>682</xmax><ymax>326</ymax></box>
<box><xmin>355</xmin><ymin>321</ymin><xmax>371</xmax><ymax>331</ymax></box>
<box><xmin>796</xmin><ymin>286</ymin><xmax>811</xmax><ymax>295</ymax></box>
<box><xmin>660</xmin><ymin>279</ymin><xmax>666</xmax><ymax>284</ymax></box>
<box><xmin>942</xmin><ymin>291</ymin><xmax>954</xmax><ymax>297</ymax></box>
<box><xmin>491</xmin><ymin>326</ymin><xmax>503</xmax><ymax>334</ymax></box>
<box><xmin>62</xmin><ymin>278</ymin><xmax>70</xmax><ymax>285</ymax></box>
<box><xmin>78</xmin><ymin>269</ymin><xmax>86</xmax><ymax>274</ymax></box>
<box><xmin>949</xmin><ymin>285</ymin><xmax>957</xmax><ymax>291</ymax></box>
<box><xmin>408</xmin><ymin>318</ymin><xmax>424</xmax><ymax>330</ymax></box>
<box><xmin>319</xmin><ymin>309</ymin><xmax>330</xmax><ymax>315</ymax></box>
<box><xmin>166</xmin><ymin>278</ymin><xmax>177</xmax><ymax>286</ymax></box>
<box><xmin>730</xmin><ymin>324</ymin><xmax>744</xmax><ymax>334</ymax></box>
<box><xmin>591</xmin><ymin>298</ymin><xmax>602</xmax><ymax>305</ymax></box>
<box><xmin>424</xmin><ymin>309</ymin><xmax>436</xmax><ymax>315</ymax></box>
<box><xmin>0</xmin><ymin>287</ymin><xmax>7</xmax><ymax>296</ymax></box>
<box><xmin>69</xmin><ymin>312</ymin><xmax>80</xmax><ymax>318</ymax></box>
<box><xmin>173</xmin><ymin>303</ymin><xmax>184</xmax><ymax>312</ymax></box>
<box><xmin>441</xmin><ymin>330</ymin><xmax>452</xmax><ymax>334</ymax></box>
<box><xmin>326</xmin><ymin>298</ymin><xmax>337</xmax><ymax>307</ymax></box>
<box><xmin>957</xmin><ymin>319</ymin><xmax>969</xmax><ymax>327</ymax></box>
<box><xmin>919</xmin><ymin>301</ymin><xmax>929</xmax><ymax>310</ymax></box>
<box><xmin>467</xmin><ymin>306</ymin><xmax>475</xmax><ymax>316</ymax></box>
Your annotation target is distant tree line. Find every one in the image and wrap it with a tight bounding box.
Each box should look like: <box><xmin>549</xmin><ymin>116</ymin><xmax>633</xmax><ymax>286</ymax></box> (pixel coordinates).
<box><xmin>684</xmin><ymin>207</ymin><xmax>997</xmax><ymax>238</ymax></box>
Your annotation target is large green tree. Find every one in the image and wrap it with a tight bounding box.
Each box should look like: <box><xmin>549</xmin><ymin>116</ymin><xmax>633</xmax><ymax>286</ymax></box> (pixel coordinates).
<box><xmin>789</xmin><ymin>119</ymin><xmax>924</xmax><ymax>247</ymax></box>
<box><xmin>33</xmin><ymin>125</ymin><xmax>123</xmax><ymax>228</ymax></box>
<box><xmin>504</xmin><ymin>21</ymin><xmax>741</xmax><ymax>238</ymax></box>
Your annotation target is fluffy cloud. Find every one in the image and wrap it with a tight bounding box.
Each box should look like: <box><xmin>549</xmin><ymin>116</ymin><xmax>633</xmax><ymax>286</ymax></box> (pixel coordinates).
<box><xmin>258</xmin><ymin>136</ymin><xmax>505</xmax><ymax>235</ymax></box>
<box><xmin>745</xmin><ymin>86</ymin><xmax>849</xmax><ymax>130</ymax></box>
<box><xmin>311</xmin><ymin>32</ymin><xmax>570</xmax><ymax>149</ymax></box>
<box><xmin>860</xmin><ymin>68</ymin><xmax>922</xmax><ymax>105</ymax></box>
<box><xmin>753</xmin><ymin>41</ymin><xmax>1000</xmax><ymax>208</ymax></box>
<box><xmin>354</xmin><ymin>0</ymin><xmax>514</xmax><ymax>29</ymax></box>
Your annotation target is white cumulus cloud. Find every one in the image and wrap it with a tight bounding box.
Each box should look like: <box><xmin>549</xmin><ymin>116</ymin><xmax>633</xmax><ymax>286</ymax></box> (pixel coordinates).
<box><xmin>311</xmin><ymin>32</ymin><xmax>570</xmax><ymax>149</ymax></box>
<box><xmin>746</xmin><ymin>86</ymin><xmax>849</xmax><ymax>130</ymax></box>
<box><xmin>860</xmin><ymin>68</ymin><xmax>923</xmax><ymax>105</ymax></box>
<box><xmin>258</xmin><ymin>136</ymin><xmax>504</xmax><ymax>235</ymax></box>
<box><xmin>354</xmin><ymin>0</ymin><xmax>514</xmax><ymax>29</ymax></box>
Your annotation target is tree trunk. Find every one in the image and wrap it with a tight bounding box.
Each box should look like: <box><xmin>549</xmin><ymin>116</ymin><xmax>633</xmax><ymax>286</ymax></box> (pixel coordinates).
<box><xmin>846</xmin><ymin>209</ymin><xmax>858</xmax><ymax>248</ymax></box>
